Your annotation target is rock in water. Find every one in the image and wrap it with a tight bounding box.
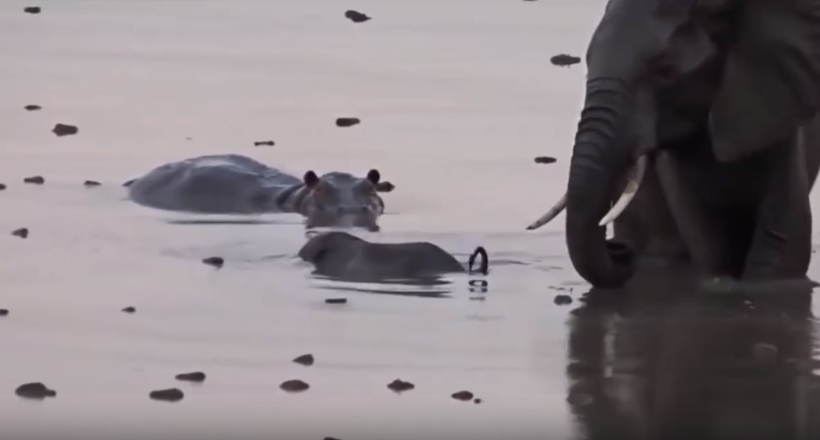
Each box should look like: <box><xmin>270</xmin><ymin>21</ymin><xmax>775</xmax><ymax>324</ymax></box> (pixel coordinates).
<box><xmin>121</xmin><ymin>306</ymin><xmax>136</xmax><ymax>313</ymax></box>
<box><xmin>52</xmin><ymin>123</ymin><xmax>78</xmax><ymax>137</ymax></box>
<box><xmin>280</xmin><ymin>379</ymin><xmax>310</xmax><ymax>392</ymax></box>
<box><xmin>202</xmin><ymin>257</ymin><xmax>224</xmax><ymax>268</ymax></box>
<box><xmin>83</xmin><ymin>180</ymin><xmax>101</xmax><ymax>187</ymax></box>
<box><xmin>24</xmin><ymin>6</ymin><xmax>41</xmax><ymax>14</ymax></box>
<box><xmin>325</xmin><ymin>298</ymin><xmax>347</xmax><ymax>304</ymax></box>
<box><xmin>554</xmin><ymin>294</ymin><xmax>572</xmax><ymax>306</ymax></box>
<box><xmin>387</xmin><ymin>379</ymin><xmax>415</xmax><ymax>393</ymax></box>
<box><xmin>345</xmin><ymin>10</ymin><xmax>371</xmax><ymax>23</ymax></box>
<box><xmin>451</xmin><ymin>390</ymin><xmax>474</xmax><ymax>401</ymax></box>
<box><xmin>550</xmin><ymin>54</ymin><xmax>581</xmax><ymax>67</ymax></box>
<box><xmin>0</xmin><ymin>309</ymin><xmax>8</xmax><ymax>316</ymax></box>
<box><xmin>335</xmin><ymin>117</ymin><xmax>360</xmax><ymax>127</ymax></box>
<box><xmin>15</xmin><ymin>383</ymin><xmax>56</xmax><ymax>399</ymax></box>
<box><xmin>534</xmin><ymin>156</ymin><xmax>557</xmax><ymax>164</ymax></box>
<box><xmin>11</xmin><ymin>228</ymin><xmax>29</xmax><ymax>239</ymax></box>
<box><xmin>254</xmin><ymin>140</ymin><xmax>275</xmax><ymax>147</ymax></box>
<box><xmin>24</xmin><ymin>104</ymin><xmax>41</xmax><ymax>111</ymax></box>
<box><xmin>0</xmin><ymin>183</ymin><xmax>6</xmax><ymax>190</ymax></box>
<box><xmin>293</xmin><ymin>354</ymin><xmax>315</xmax><ymax>366</ymax></box>
<box><xmin>23</xmin><ymin>176</ymin><xmax>44</xmax><ymax>184</ymax></box>
<box><xmin>175</xmin><ymin>372</ymin><xmax>206</xmax><ymax>383</ymax></box>
<box><xmin>149</xmin><ymin>388</ymin><xmax>184</xmax><ymax>402</ymax></box>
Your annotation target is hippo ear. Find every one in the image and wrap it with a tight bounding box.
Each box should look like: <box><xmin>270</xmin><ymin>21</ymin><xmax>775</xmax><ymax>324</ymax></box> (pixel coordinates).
<box><xmin>303</xmin><ymin>170</ymin><xmax>320</xmax><ymax>188</ymax></box>
<box><xmin>366</xmin><ymin>169</ymin><xmax>381</xmax><ymax>184</ymax></box>
<box><xmin>709</xmin><ymin>1</ymin><xmax>820</xmax><ymax>163</ymax></box>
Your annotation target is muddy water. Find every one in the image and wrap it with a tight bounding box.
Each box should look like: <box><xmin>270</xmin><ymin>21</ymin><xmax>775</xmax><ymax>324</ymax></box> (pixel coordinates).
<box><xmin>1</xmin><ymin>1</ymin><xmax>820</xmax><ymax>439</ymax></box>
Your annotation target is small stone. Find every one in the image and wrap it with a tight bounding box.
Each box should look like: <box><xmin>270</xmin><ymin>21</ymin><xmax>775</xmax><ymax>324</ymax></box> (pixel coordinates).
<box><xmin>345</xmin><ymin>10</ymin><xmax>371</xmax><ymax>23</ymax></box>
<box><xmin>12</xmin><ymin>228</ymin><xmax>29</xmax><ymax>239</ymax></box>
<box><xmin>149</xmin><ymin>388</ymin><xmax>184</xmax><ymax>402</ymax></box>
<box><xmin>83</xmin><ymin>180</ymin><xmax>101</xmax><ymax>187</ymax></box>
<box><xmin>387</xmin><ymin>379</ymin><xmax>415</xmax><ymax>393</ymax></box>
<box><xmin>375</xmin><ymin>181</ymin><xmax>395</xmax><ymax>193</ymax></box>
<box><xmin>52</xmin><ymin>123</ymin><xmax>79</xmax><ymax>137</ymax></box>
<box><xmin>0</xmin><ymin>183</ymin><xmax>6</xmax><ymax>190</ymax></box>
<box><xmin>202</xmin><ymin>256</ymin><xmax>224</xmax><ymax>268</ymax></box>
<box><xmin>23</xmin><ymin>176</ymin><xmax>44</xmax><ymax>184</ymax></box>
<box><xmin>293</xmin><ymin>354</ymin><xmax>315</xmax><ymax>366</ymax></box>
<box><xmin>175</xmin><ymin>371</ymin><xmax>206</xmax><ymax>383</ymax></box>
<box><xmin>550</xmin><ymin>54</ymin><xmax>581</xmax><ymax>67</ymax></box>
<box><xmin>0</xmin><ymin>309</ymin><xmax>8</xmax><ymax>316</ymax></box>
<box><xmin>24</xmin><ymin>6</ymin><xmax>41</xmax><ymax>14</ymax></box>
<box><xmin>753</xmin><ymin>343</ymin><xmax>778</xmax><ymax>363</ymax></box>
<box><xmin>474</xmin><ymin>398</ymin><xmax>482</xmax><ymax>404</ymax></box>
<box><xmin>451</xmin><ymin>390</ymin><xmax>474</xmax><ymax>401</ymax></box>
<box><xmin>121</xmin><ymin>306</ymin><xmax>135</xmax><ymax>313</ymax></box>
<box><xmin>335</xmin><ymin>117</ymin><xmax>360</xmax><ymax>128</ymax></box>
<box><xmin>15</xmin><ymin>382</ymin><xmax>56</xmax><ymax>399</ymax></box>
<box><xmin>24</xmin><ymin>104</ymin><xmax>41</xmax><ymax>111</ymax></box>
<box><xmin>280</xmin><ymin>379</ymin><xmax>309</xmax><ymax>393</ymax></box>
<box><xmin>554</xmin><ymin>294</ymin><xmax>572</xmax><ymax>306</ymax></box>
<box><xmin>122</xmin><ymin>178</ymin><xmax>136</xmax><ymax>187</ymax></box>
<box><xmin>534</xmin><ymin>156</ymin><xmax>557</xmax><ymax>164</ymax></box>
<box><xmin>325</xmin><ymin>298</ymin><xmax>347</xmax><ymax>304</ymax></box>
<box><xmin>254</xmin><ymin>140</ymin><xmax>275</xmax><ymax>147</ymax></box>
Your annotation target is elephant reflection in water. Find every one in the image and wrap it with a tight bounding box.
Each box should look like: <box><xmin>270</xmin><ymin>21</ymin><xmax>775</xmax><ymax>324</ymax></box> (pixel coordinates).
<box><xmin>564</xmin><ymin>269</ymin><xmax>820</xmax><ymax>440</ymax></box>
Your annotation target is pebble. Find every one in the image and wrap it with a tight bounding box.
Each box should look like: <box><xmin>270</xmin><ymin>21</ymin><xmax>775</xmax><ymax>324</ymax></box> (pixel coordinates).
<box><xmin>24</xmin><ymin>6</ymin><xmax>41</xmax><ymax>14</ymax></box>
<box><xmin>254</xmin><ymin>140</ymin><xmax>275</xmax><ymax>147</ymax></box>
<box><xmin>550</xmin><ymin>54</ymin><xmax>581</xmax><ymax>67</ymax></box>
<box><xmin>149</xmin><ymin>388</ymin><xmax>184</xmax><ymax>402</ymax></box>
<box><xmin>12</xmin><ymin>228</ymin><xmax>29</xmax><ymax>239</ymax></box>
<box><xmin>24</xmin><ymin>104</ymin><xmax>41</xmax><ymax>111</ymax></box>
<box><xmin>202</xmin><ymin>257</ymin><xmax>224</xmax><ymax>268</ymax></box>
<box><xmin>175</xmin><ymin>371</ymin><xmax>206</xmax><ymax>383</ymax></box>
<box><xmin>534</xmin><ymin>156</ymin><xmax>557</xmax><ymax>164</ymax></box>
<box><xmin>121</xmin><ymin>306</ymin><xmax>136</xmax><ymax>313</ymax></box>
<box><xmin>0</xmin><ymin>309</ymin><xmax>8</xmax><ymax>316</ymax></box>
<box><xmin>83</xmin><ymin>180</ymin><xmax>101</xmax><ymax>187</ymax></box>
<box><xmin>52</xmin><ymin>123</ymin><xmax>78</xmax><ymax>137</ymax></box>
<box><xmin>280</xmin><ymin>379</ymin><xmax>310</xmax><ymax>393</ymax></box>
<box><xmin>554</xmin><ymin>295</ymin><xmax>573</xmax><ymax>306</ymax></box>
<box><xmin>451</xmin><ymin>390</ymin><xmax>474</xmax><ymax>401</ymax></box>
<box><xmin>15</xmin><ymin>382</ymin><xmax>56</xmax><ymax>399</ymax></box>
<box><xmin>0</xmin><ymin>183</ymin><xmax>5</xmax><ymax>190</ymax></box>
<box><xmin>335</xmin><ymin>117</ymin><xmax>360</xmax><ymax>128</ymax></box>
<box><xmin>293</xmin><ymin>354</ymin><xmax>315</xmax><ymax>366</ymax></box>
<box><xmin>325</xmin><ymin>298</ymin><xmax>347</xmax><ymax>304</ymax></box>
<box><xmin>474</xmin><ymin>398</ymin><xmax>482</xmax><ymax>404</ymax></box>
<box><xmin>23</xmin><ymin>176</ymin><xmax>44</xmax><ymax>184</ymax></box>
<box><xmin>344</xmin><ymin>10</ymin><xmax>370</xmax><ymax>23</ymax></box>
<box><xmin>387</xmin><ymin>379</ymin><xmax>415</xmax><ymax>393</ymax></box>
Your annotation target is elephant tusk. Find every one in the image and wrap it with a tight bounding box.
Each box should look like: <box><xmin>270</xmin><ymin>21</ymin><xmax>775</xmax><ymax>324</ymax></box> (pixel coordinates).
<box><xmin>526</xmin><ymin>193</ymin><xmax>567</xmax><ymax>230</ymax></box>
<box><xmin>598</xmin><ymin>155</ymin><xmax>647</xmax><ymax>227</ymax></box>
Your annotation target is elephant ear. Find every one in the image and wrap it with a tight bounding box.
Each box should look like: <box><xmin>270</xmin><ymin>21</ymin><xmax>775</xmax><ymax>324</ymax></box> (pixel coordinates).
<box><xmin>709</xmin><ymin>0</ymin><xmax>820</xmax><ymax>163</ymax></box>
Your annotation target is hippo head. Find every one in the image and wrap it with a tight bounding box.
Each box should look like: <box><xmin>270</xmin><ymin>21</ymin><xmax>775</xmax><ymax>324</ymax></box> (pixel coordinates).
<box><xmin>301</xmin><ymin>169</ymin><xmax>385</xmax><ymax>231</ymax></box>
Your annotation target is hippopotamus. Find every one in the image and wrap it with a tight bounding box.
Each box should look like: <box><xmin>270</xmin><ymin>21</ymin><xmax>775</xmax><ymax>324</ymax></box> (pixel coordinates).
<box><xmin>298</xmin><ymin>231</ymin><xmax>489</xmax><ymax>282</ymax></box>
<box><xmin>127</xmin><ymin>154</ymin><xmax>393</xmax><ymax>230</ymax></box>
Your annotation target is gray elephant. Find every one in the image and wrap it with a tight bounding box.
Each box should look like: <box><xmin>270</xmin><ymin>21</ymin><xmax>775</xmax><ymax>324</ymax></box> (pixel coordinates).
<box><xmin>528</xmin><ymin>0</ymin><xmax>820</xmax><ymax>288</ymax></box>
<box><xmin>297</xmin><ymin>231</ymin><xmax>488</xmax><ymax>282</ymax></box>
<box><xmin>127</xmin><ymin>154</ymin><xmax>394</xmax><ymax>230</ymax></box>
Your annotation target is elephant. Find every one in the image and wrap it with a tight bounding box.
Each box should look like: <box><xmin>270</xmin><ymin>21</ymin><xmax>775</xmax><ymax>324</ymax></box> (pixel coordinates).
<box><xmin>297</xmin><ymin>231</ymin><xmax>489</xmax><ymax>282</ymax></box>
<box><xmin>528</xmin><ymin>0</ymin><xmax>820</xmax><ymax>288</ymax></box>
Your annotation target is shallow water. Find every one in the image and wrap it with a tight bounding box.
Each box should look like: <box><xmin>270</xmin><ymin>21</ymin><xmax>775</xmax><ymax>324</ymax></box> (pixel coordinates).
<box><xmin>2</xmin><ymin>0</ymin><xmax>820</xmax><ymax>439</ymax></box>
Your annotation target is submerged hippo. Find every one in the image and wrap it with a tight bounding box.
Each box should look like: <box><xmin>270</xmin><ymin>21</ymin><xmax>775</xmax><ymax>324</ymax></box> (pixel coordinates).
<box><xmin>298</xmin><ymin>231</ymin><xmax>489</xmax><ymax>282</ymax></box>
<box><xmin>127</xmin><ymin>154</ymin><xmax>392</xmax><ymax>230</ymax></box>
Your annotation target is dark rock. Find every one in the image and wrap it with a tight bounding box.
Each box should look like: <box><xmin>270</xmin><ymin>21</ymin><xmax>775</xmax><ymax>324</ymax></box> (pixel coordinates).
<box><xmin>121</xmin><ymin>306</ymin><xmax>136</xmax><ymax>313</ymax></box>
<box><xmin>24</xmin><ymin>104</ymin><xmax>41</xmax><ymax>111</ymax></box>
<box><xmin>175</xmin><ymin>371</ymin><xmax>206</xmax><ymax>383</ymax></box>
<box><xmin>280</xmin><ymin>379</ymin><xmax>309</xmax><ymax>393</ymax></box>
<box><xmin>122</xmin><ymin>178</ymin><xmax>136</xmax><ymax>187</ymax></box>
<box><xmin>254</xmin><ymin>140</ymin><xmax>275</xmax><ymax>147</ymax></box>
<box><xmin>550</xmin><ymin>54</ymin><xmax>581</xmax><ymax>67</ymax></box>
<box><xmin>335</xmin><ymin>117</ymin><xmax>361</xmax><ymax>128</ymax></box>
<box><xmin>325</xmin><ymin>298</ymin><xmax>347</xmax><ymax>304</ymax></box>
<box><xmin>23</xmin><ymin>176</ymin><xmax>44</xmax><ymax>184</ymax></box>
<box><xmin>52</xmin><ymin>123</ymin><xmax>79</xmax><ymax>137</ymax></box>
<box><xmin>375</xmin><ymin>181</ymin><xmax>395</xmax><ymax>193</ymax></box>
<box><xmin>15</xmin><ymin>382</ymin><xmax>56</xmax><ymax>399</ymax></box>
<box><xmin>534</xmin><ymin>156</ymin><xmax>557</xmax><ymax>164</ymax></box>
<box><xmin>24</xmin><ymin>6</ymin><xmax>41</xmax><ymax>14</ymax></box>
<box><xmin>451</xmin><ymin>390</ymin><xmax>474</xmax><ymax>401</ymax></box>
<box><xmin>474</xmin><ymin>398</ymin><xmax>482</xmax><ymax>404</ymax></box>
<box><xmin>345</xmin><ymin>10</ymin><xmax>371</xmax><ymax>23</ymax></box>
<box><xmin>0</xmin><ymin>309</ymin><xmax>8</xmax><ymax>316</ymax></box>
<box><xmin>202</xmin><ymin>257</ymin><xmax>224</xmax><ymax>268</ymax></box>
<box><xmin>0</xmin><ymin>183</ymin><xmax>5</xmax><ymax>190</ymax></box>
<box><xmin>12</xmin><ymin>228</ymin><xmax>29</xmax><ymax>239</ymax></box>
<box><xmin>387</xmin><ymin>379</ymin><xmax>415</xmax><ymax>393</ymax></box>
<box><xmin>554</xmin><ymin>294</ymin><xmax>573</xmax><ymax>306</ymax></box>
<box><xmin>293</xmin><ymin>354</ymin><xmax>315</xmax><ymax>366</ymax></box>
<box><xmin>149</xmin><ymin>388</ymin><xmax>184</xmax><ymax>402</ymax></box>
<box><xmin>83</xmin><ymin>180</ymin><xmax>101</xmax><ymax>187</ymax></box>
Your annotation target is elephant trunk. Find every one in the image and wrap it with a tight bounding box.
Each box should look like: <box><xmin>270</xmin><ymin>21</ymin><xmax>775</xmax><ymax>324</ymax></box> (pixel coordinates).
<box><xmin>565</xmin><ymin>77</ymin><xmax>638</xmax><ymax>288</ymax></box>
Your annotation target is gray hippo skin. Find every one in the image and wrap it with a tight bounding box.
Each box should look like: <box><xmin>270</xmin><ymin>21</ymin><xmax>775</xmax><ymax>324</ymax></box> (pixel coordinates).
<box><xmin>528</xmin><ymin>0</ymin><xmax>820</xmax><ymax>289</ymax></box>
<box><xmin>128</xmin><ymin>154</ymin><xmax>393</xmax><ymax>230</ymax></box>
<box><xmin>298</xmin><ymin>231</ymin><xmax>488</xmax><ymax>282</ymax></box>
